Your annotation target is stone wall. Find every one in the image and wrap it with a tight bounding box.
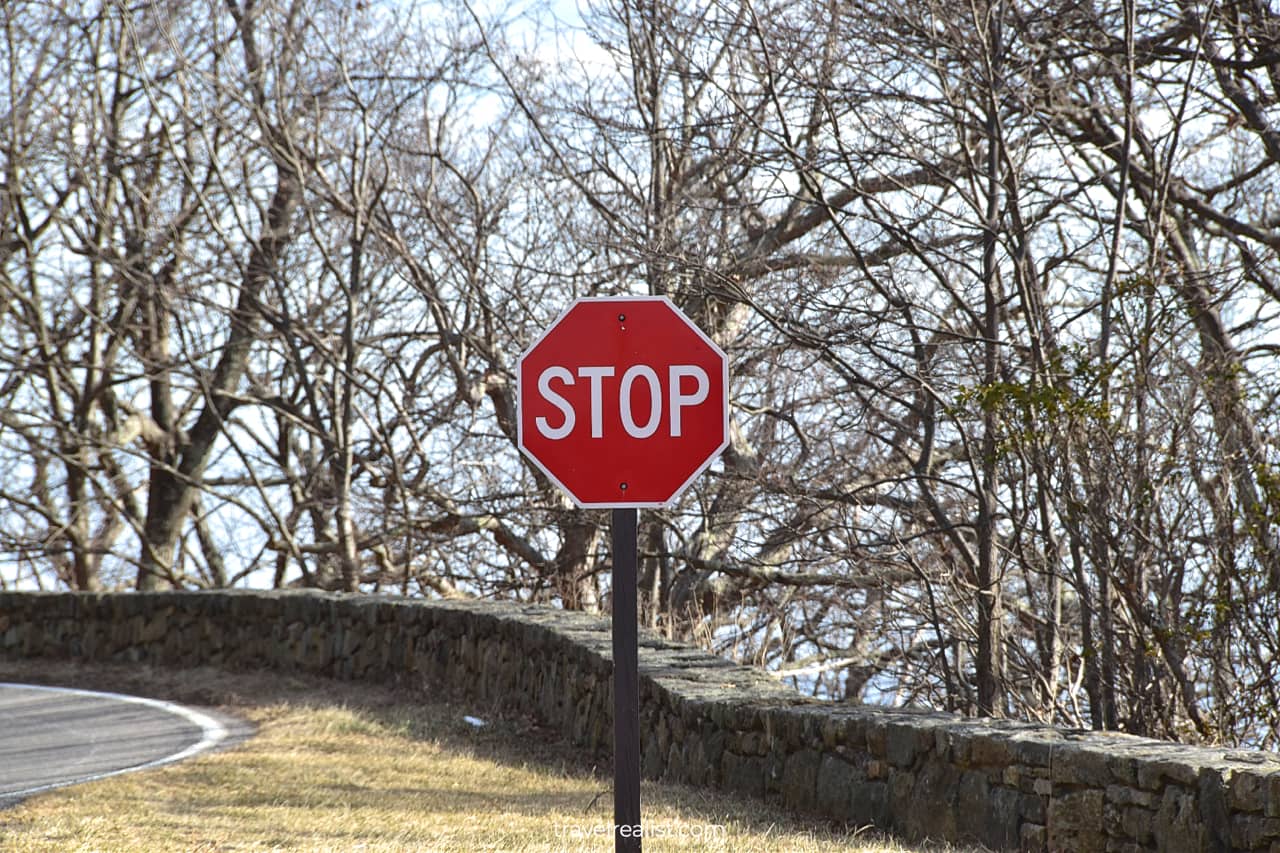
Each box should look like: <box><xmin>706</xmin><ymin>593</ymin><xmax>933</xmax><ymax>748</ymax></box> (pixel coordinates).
<box><xmin>2</xmin><ymin>589</ymin><xmax>1278</xmax><ymax>852</ymax></box>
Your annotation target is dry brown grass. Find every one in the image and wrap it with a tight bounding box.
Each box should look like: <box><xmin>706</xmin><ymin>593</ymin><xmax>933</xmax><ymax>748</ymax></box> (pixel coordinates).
<box><xmin>0</xmin><ymin>660</ymin><xmax>984</xmax><ymax>852</ymax></box>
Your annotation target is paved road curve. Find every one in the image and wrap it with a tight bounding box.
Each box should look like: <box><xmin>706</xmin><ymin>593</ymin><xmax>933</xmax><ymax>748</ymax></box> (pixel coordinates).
<box><xmin>0</xmin><ymin>683</ymin><xmax>233</xmax><ymax>808</ymax></box>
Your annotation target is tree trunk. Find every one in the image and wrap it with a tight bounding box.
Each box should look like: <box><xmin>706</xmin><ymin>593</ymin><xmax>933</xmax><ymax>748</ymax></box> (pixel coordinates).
<box><xmin>137</xmin><ymin>161</ymin><xmax>300</xmax><ymax>589</ymax></box>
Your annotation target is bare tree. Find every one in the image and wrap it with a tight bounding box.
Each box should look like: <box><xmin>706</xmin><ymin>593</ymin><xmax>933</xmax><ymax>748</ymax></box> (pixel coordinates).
<box><xmin>4</xmin><ymin>0</ymin><xmax>1279</xmax><ymax>747</ymax></box>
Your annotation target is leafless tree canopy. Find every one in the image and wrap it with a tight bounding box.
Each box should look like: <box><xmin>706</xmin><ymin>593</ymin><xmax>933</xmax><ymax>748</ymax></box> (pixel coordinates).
<box><xmin>3</xmin><ymin>0</ymin><xmax>1279</xmax><ymax>747</ymax></box>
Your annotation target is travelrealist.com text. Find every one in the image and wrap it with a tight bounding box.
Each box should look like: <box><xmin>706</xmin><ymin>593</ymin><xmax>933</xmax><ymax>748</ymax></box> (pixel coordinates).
<box><xmin>552</xmin><ymin>822</ymin><xmax>728</xmax><ymax>841</ymax></box>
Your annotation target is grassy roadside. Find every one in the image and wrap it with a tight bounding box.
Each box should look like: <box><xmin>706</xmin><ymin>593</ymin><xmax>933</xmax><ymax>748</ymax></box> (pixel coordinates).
<box><xmin>0</xmin><ymin>660</ymin><xmax>983</xmax><ymax>852</ymax></box>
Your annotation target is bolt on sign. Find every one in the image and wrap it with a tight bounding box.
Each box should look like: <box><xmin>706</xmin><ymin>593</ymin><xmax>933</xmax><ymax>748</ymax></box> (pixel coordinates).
<box><xmin>517</xmin><ymin>296</ymin><xmax>730</xmax><ymax>508</ymax></box>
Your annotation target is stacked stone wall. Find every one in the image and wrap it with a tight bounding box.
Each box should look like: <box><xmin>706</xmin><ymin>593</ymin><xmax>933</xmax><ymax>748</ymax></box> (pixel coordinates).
<box><xmin>2</xmin><ymin>590</ymin><xmax>1278</xmax><ymax>851</ymax></box>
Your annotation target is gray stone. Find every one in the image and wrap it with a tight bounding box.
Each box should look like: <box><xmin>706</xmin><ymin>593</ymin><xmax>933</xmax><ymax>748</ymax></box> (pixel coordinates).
<box><xmin>885</xmin><ymin>721</ymin><xmax>925</xmax><ymax>768</ymax></box>
<box><xmin>1013</xmin><ymin>727</ymin><xmax>1054</xmax><ymax>768</ymax></box>
<box><xmin>1233</xmin><ymin>771</ymin><xmax>1270</xmax><ymax>813</ymax></box>
<box><xmin>971</xmin><ymin>734</ymin><xmax>1014</xmax><ymax>767</ymax></box>
<box><xmin>1152</xmin><ymin>785</ymin><xmax>1207</xmax><ymax>853</ymax></box>
<box><xmin>735</xmin><ymin>730</ymin><xmax>767</xmax><ymax>756</ymax></box>
<box><xmin>1049</xmin><ymin>741</ymin><xmax>1112</xmax><ymax>787</ymax></box>
<box><xmin>1020</xmin><ymin>789</ymin><xmax>1048</xmax><ymax>824</ymax></box>
<box><xmin>1107</xmin><ymin>755</ymin><xmax>1140</xmax><ymax>787</ymax></box>
<box><xmin>947</xmin><ymin>728</ymin><xmax>974</xmax><ymax>766</ymax></box>
<box><xmin>763</xmin><ymin>738</ymin><xmax>787</xmax><ymax>794</ymax></box>
<box><xmin>1020</xmin><ymin>821</ymin><xmax>1047</xmax><ymax>852</ymax></box>
<box><xmin>934</xmin><ymin>727</ymin><xmax>954</xmax><ymax>762</ymax></box>
<box><xmin>701</xmin><ymin>726</ymin><xmax>727</xmax><ymax>768</ymax></box>
<box><xmin>665</xmin><ymin>741</ymin><xmax>687</xmax><ymax>784</ymax></box>
<box><xmin>816</xmin><ymin>753</ymin><xmax>858</xmax><ymax>814</ymax></box>
<box><xmin>1104</xmin><ymin>842</ymin><xmax>1147</xmax><ymax>853</ymax></box>
<box><xmin>899</xmin><ymin>760</ymin><xmax>960</xmax><ymax>840</ymax></box>
<box><xmin>820</xmin><ymin>713</ymin><xmax>851</xmax><ymax>750</ymax></box>
<box><xmin>641</xmin><ymin>733</ymin><xmax>664</xmax><ymax>779</ymax></box>
<box><xmin>765</xmin><ymin>707</ymin><xmax>806</xmax><ymax>747</ymax></box>
<box><xmin>1224</xmin><ymin>750</ymin><xmax>1280</xmax><ymax>766</ymax></box>
<box><xmin>780</xmin><ymin>748</ymin><xmax>821</xmax><ymax>809</ymax></box>
<box><xmin>1104</xmin><ymin>801</ymin><xmax>1153</xmax><ymax>845</ymax></box>
<box><xmin>865</xmin><ymin>720</ymin><xmax>887</xmax><ymax>758</ymax></box>
<box><xmin>1198</xmin><ymin>766</ymin><xmax>1232</xmax><ymax>853</ymax></box>
<box><xmin>888</xmin><ymin>768</ymin><xmax>916</xmax><ymax>831</ymax></box>
<box><xmin>1047</xmin><ymin>789</ymin><xmax>1104</xmax><ymax>852</ymax></box>
<box><xmin>1106</xmin><ymin>784</ymin><xmax>1155</xmax><ymax>808</ymax></box>
<box><xmin>138</xmin><ymin>607</ymin><xmax>170</xmax><ymax>644</ymax></box>
<box><xmin>1232</xmin><ymin>814</ymin><xmax>1280</xmax><ymax>850</ymax></box>
<box><xmin>1137</xmin><ymin>754</ymin><xmax>1202</xmax><ymax>790</ymax></box>
<box><xmin>654</xmin><ymin>715</ymin><xmax>671</xmax><ymax>755</ymax></box>
<box><xmin>980</xmin><ymin>784</ymin><xmax>1022</xmax><ymax>849</ymax></box>
<box><xmin>849</xmin><ymin>780</ymin><xmax>889</xmax><ymax>829</ymax></box>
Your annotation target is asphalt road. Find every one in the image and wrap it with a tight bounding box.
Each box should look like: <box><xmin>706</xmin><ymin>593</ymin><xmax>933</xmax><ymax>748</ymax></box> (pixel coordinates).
<box><xmin>0</xmin><ymin>682</ymin><xmax>242</xmax><ymax>808</ymax></box>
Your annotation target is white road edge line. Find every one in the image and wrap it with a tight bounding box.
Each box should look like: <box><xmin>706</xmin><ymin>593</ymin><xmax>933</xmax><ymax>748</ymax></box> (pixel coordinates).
<box><xmin>0</xmin><ymin>682</ymin><xmax>230</xmax><ymax>800</ymax></box>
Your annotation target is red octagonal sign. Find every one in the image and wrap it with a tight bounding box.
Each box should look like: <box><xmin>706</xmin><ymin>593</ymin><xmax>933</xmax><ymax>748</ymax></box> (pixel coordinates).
<box><xmin>517</xmin><ymin>296</ymin><xmax>729</xmax><ymax>508</ymax></box>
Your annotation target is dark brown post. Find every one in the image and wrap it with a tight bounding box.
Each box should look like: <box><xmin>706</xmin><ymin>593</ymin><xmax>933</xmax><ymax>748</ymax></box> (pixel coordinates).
<box><xmin>612</xmin><ymin>507</ymin><xmax>641</xmax><ymax>852</ymax></box>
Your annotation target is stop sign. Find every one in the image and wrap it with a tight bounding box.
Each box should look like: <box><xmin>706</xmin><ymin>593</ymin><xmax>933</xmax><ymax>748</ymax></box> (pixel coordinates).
<box><xmin>517</xmin><ymin>296</ymin><xmax>729</xmax><ymax>508</ymax></box>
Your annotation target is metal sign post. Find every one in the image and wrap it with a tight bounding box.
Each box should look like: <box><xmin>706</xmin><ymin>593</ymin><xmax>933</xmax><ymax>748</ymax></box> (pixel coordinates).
<box><xmin>611</xmin><ymin>507</ymin><xmax>641</xmax><ymax>853</ymax></box>
<box><xmin>515</xmin><ymin>296</ymin><xmax>730</xmax><ymax>853</ymax></box>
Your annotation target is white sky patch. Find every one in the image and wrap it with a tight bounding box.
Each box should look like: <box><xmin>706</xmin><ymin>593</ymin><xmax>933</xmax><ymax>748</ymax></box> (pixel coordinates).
<box><xmin>475</xmin><ymin>0</ymin><xmax>617</xmax><ymax>78</ymax></box>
